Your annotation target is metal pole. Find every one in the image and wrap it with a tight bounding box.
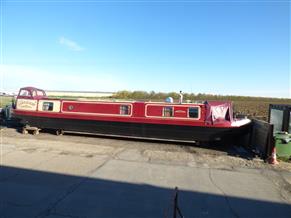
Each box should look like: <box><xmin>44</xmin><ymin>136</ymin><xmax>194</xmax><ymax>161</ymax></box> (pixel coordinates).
<box><xmin>173</xmin><ymin>187</ymin><xmax>178</xmax><ymax>218</ymax></box>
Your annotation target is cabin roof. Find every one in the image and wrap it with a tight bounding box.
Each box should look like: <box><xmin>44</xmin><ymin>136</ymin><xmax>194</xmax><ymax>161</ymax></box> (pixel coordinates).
<box><xmin>46</xmin><ymin>90</ymin><xmax>114</xmax><ymax>94</ymax></box>
<box><xmin>21</xmin><ymin>87</ymin><xmax>45</xmax><ymax>92</ymax></box>
<box><xmin>56</xmin><ymin>98</ymin><xmax>206</xmax><ymax>106</ymax></box>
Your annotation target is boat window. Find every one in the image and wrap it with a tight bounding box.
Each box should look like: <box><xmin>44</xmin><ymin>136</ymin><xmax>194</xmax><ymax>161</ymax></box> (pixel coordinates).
<box><xmin>42</xmin><ymin>102</ymin><xmax>54</xmax><ymax>111</ymax></box>
<box><xmin>163</xmin><ymin>107</ymin><xmax>173</xmax><ymax>117</ymax></box>
<box><xmin>37</xmin><ymin>90</ymin><xmax>45</xmax><ymax>96</ymax></box>
<box><xmin>19</xmin><ymin>90</ymin><xmax>31</xmax><ymax>97</ymax></box>
<box><xmin>188</xmin><ymin>107</ymin><xmax>199</xmax><ymax>118</ymax></box>
<box><xmin>120</xmin><ymin>105</ymin><xmax>130</xmax><ymax>115</ymax></box>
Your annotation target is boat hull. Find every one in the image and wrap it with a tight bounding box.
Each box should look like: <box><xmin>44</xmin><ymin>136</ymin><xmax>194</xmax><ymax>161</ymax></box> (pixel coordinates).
<box><xmin>13</xmin><ymin>114</ymin><xmax>251</xmax><ymax>142</ymax></box>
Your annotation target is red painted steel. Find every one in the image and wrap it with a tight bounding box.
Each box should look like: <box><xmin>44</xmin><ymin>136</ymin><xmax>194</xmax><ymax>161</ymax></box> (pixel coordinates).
<box><xmin>146</xmin><ymin>105</ymin><xmax>164</xmax><ymax>117</ymax></box>
<box><xmin>174</xmin><ymin>106</ymin><xmax>188</xmax><ymax>118</ymax></box>
<box><xmin>62</xmin><ymin>101</ymin><xmax>132</xmax><ymax>115</ymax></box>
<box><xmin>13</xmin><ymin>87</ymin><xmax>243</xmax><ymax>128</ymax></box>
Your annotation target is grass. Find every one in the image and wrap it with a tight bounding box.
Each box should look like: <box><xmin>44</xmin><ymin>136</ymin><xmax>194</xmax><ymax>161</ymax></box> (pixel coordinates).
<box><xmin>0</xmin><ymin>96</ymin><xmax>13</xmax><ymax>108</ymax></box>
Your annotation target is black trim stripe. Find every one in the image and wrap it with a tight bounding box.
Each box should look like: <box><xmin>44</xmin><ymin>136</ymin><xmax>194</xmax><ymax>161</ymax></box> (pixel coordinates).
<box><xmin>13</xmin><ymin>114</ymin><xmax>251</xmax><ymax>142</ymax></box>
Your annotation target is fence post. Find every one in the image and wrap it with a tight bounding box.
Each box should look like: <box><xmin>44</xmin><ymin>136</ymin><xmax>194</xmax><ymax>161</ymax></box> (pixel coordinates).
<box><xmin>266</xmin><ymin>124</ymin><xmax>275</xmax><ymax>159</ymax></box>
<box><xmin>173</xmin><ymin>187</ymin><xmax>184</xmax><ymax>218</ymax></box>
<box><xmin>173</xmin><ymin>187</ymin><xmax>178</xmax><ymax>218</ymax></box>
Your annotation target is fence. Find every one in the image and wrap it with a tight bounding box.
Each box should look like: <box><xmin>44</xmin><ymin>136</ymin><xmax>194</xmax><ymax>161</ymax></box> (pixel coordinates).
<box><xmin>250</xmin><ymin>119</ymin><xmax>274</xmax><ymax>159</ymax></box>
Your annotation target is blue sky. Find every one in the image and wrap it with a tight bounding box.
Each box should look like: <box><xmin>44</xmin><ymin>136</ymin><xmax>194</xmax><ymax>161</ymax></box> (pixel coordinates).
<box><xmin>0</xmin><ymin>0</ymin><xmax>290</xmax><ymax>97</ymax></box>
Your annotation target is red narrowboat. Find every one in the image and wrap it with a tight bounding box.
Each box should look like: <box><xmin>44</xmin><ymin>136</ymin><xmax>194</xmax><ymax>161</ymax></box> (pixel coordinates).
<box><xmin>12</xmin><ymin>87</ymin><xmax>251</xmax><ymax>142</ymax></box>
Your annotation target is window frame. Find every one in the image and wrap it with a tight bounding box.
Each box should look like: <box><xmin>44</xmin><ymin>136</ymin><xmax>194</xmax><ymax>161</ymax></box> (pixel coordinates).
<box><xmin>163</xmin><ymin>106</ymin><xmax>173</xmax><ymax>117</ymax></box>
<box><xmin>42</xmin><ymin>102</ymin><xmax>54</xmax><ymax>111</ymax></box>
<box><xmin>188</xmin><ymin>107</ymin><xmax>200</xmax><ymax>119</ymax></box>
<box><xmin>145</xmin><ymin>104</ymin><xmax>201</xmax><ymax>120</ymax></box>
<box><xmin>36</xmin><ymin>90</ymin><xmax>45</xmax><ymax>96</ymax></box>
<box><xmin>19</xmin><ymin>89</ymin><xmax>32</xmax><ymax>97</ymax></box>
<box><xmin>120</xmin><ymin>105</ymin><xmax>130</xmax><ymax>115</ymax></box>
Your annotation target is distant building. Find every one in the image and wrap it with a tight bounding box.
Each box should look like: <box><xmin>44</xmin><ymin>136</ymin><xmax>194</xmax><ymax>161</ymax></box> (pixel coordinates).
<box><xmin>46</xmin><ymin>90</ymin><xmax>114</xmax><ymax>98</ymax></box>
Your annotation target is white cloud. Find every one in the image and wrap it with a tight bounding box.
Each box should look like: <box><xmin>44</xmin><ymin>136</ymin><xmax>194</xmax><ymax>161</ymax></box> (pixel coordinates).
<box><xmin>0</xmin><ymin>65</ymin><xmax>125</xmax><ymax>93</ymax></box>
<box><xmin>58</xmin><ymin>36</ymin><xmax>84</xmax><ymax>51</ymax></box>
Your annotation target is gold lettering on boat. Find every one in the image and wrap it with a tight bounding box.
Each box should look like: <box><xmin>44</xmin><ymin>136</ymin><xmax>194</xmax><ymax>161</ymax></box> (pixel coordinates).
<box><xmin>17</xmin><ymin>99</ymin><xmax>37</xmax><ymax>111</ymax></box>
<box><xmin>175</xmin><ymin>110</ymin><xmax>186</xmax><ymax>113</ymax></box>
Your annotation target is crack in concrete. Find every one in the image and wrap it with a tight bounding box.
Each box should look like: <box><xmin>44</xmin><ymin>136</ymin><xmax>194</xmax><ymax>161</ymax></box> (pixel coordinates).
<box><xmin>1</xmin><ymin>201</ymin><xmax>32</xmax><ymax>208</ymax></box>
<box><xmin>48</xmin><ymin>212</ymin><xmax>82</xmax><ymax>218</ymax></box>
<box><xmin>259</xmin><ymin>168</ymin><xmax>291</xmax><ymax>203</ymax></box>
<box><xmin>35</xmin><ymin>176</ymin><xmax>89</xmax><ymax>218</ymax></box>
<box><xmin>208</xmin><ymin>168</ymin><xmax>240</xmax><ymax>218</ymax></box>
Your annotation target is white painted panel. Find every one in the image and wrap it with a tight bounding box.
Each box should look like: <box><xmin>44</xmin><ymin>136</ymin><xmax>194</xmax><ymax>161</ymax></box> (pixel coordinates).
<box><xmin>38</xmin><ymin>100</ymin><xmax>61</xmax><ymax>112</ymax></box>
<box><xmin>16</xmin><ymin>99</ymin><xmax>37</xmax><ymax>111</ymax></box>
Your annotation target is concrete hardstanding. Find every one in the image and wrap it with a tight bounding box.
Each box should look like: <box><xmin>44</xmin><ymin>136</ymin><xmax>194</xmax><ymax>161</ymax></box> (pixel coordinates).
<box><xmin>0</xmin><ymin>128</ymin><xmax>291</xmax><ymax>218</ymax></box>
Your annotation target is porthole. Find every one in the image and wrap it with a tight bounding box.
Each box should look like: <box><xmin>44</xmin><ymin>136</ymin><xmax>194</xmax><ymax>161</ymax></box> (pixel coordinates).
<box><xmin>68</xmin><ymin>105</ymin><xmax>74</xmax><ymax>111</ymax></box>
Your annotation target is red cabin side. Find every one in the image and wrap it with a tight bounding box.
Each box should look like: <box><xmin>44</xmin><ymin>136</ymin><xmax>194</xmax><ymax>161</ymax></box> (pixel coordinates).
<box><xmin>14</xmin><ymin>87</ymin><xmax>239</xmax><ymax>128</ymax></box>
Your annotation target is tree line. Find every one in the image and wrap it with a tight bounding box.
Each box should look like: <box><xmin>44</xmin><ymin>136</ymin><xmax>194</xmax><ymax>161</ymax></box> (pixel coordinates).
<box><xmin>112</xmin><ymin>90</ymin><xmax>291</xmax><ymax>103</ymax></box>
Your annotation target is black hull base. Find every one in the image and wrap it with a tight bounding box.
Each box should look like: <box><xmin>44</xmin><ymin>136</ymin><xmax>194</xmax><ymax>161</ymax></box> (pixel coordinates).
<box><xmin>14</xmin><ymin>115</ymin><xmax>251</xmax><ymax>142</ymax></box>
